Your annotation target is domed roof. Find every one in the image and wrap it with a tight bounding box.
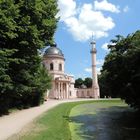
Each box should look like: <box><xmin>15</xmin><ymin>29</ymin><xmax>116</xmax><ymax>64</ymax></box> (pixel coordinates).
<box><xmin>44</xmin><ymin>43</ymin><xmax>64</xmax><ymax>57</ymax></box>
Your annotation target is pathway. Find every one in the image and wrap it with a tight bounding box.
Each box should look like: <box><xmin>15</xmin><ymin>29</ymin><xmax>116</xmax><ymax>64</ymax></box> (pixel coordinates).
<box><xmin>0</xmin><ymin>98</ymin><xmax>95</xmax><ymax>140</ymax></box>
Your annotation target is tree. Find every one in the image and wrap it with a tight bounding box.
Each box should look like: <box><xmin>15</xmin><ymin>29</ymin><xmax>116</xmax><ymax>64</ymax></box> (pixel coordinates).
<box><xmin>74</xmin><ymin>78</ymin><xmax>84</xmax><ymax>88</ymax></box>
<box><xmin>101</xmin><ymin>31</ymin><xmax>140</xmax><ymax>110</ymax></box>
<box><xmin>98</xmin><ymin>71</ymin><xmax>112</xmax><ymax>98</ymax></box>
<box><xmin>0</xmin><ymin>0</ymin><xmax>58</xmax><ymax>114</ymax></box>
<box><xmin>84</xmin><ymin>77</ymin><xmax>92</xmax><ymax>88</ymax></box>
<box><xmin>0</xmin><ymin>49</ymin><xmax>16</xmax><ymax>114</ymax></box>
<box><xmin>0</xmin><ymin>0</ymin><xmax>21</xmax><ymax>114</ymax></box>
<box><xmin>32</xmin><ymin>65</ymin><xmax>52</xmax><ymax>105</ymax></box>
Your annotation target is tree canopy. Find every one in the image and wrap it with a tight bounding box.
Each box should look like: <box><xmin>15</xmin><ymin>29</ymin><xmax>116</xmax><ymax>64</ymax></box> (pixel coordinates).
<box><xmin>75</xmin><ymin>78</ymin><xmax>84</xmax><ymax>88</ymax></box>
<box><xmin>84</xmin><ymin>77</ymin><xmax>92</xmax><ymax>88</ymax></box>
<box><xmin>75</xmin><ymin>77</ymin><xmax>92</xmax><ymax>88</ymax></box>
<box><xmin>100</xmin><ymin>31</ymin><xmax>140</xmax><ymax>110</ymax></box>
<box><xmin>0</xmin><ymin>0</ymin><xmax>58</xmax><ymax>115</ymax></box>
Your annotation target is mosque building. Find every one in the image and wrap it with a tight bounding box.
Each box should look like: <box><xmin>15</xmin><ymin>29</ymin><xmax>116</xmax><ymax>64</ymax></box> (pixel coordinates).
<box><xmin>43</xmin><ymin>43</ymin><xmax>76</xmax><ymax>99</ymax></box>
<box><xmin>43</xmin><ymin>41</ymin><xmax>100</xmax><ymax>99</ymax></box>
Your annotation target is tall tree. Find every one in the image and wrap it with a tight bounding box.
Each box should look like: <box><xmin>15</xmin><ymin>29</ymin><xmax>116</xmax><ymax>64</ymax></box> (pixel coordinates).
<box><xmin>0</xmin><ymin>0</ymin><xmax>21</xmax><ymax>114</ymax></box>
<box><xmin>101</xmin><ymin>31</ymin><xmax>140</xmax><ymax>110</ymax></box>
<box><xmin>0</xmin><ymin>0</ymin><xmax>58</xmax><ymax>114</ymax></box>
<box><xmin>98</xmin><ymin>71</ymin><xmax>112</xmax><ymax>98</ymax></box>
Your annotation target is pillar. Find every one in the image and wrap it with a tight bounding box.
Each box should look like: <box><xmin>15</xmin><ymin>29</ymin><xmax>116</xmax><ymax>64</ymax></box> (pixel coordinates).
<box><xmin>58</xmin><ymin>82</ymin><xmax>60</xmax><ymax>99</ymax></box>
<box><xmin>66</xmin><ymin>83</ymin><xmax>69</xmax><ymax>99</ymax></box>
<box><xmin>90</xmin><ymin>40</ymin><xmax>100</xmax><ymax>98</ymax></box>
<box><xmin>63</xmin><ymin>83</ymin><xmax>66</xmax><ymax>99</ymax></box>
<box><xmin>60</xmin><ymin>82</ymin><xmax>62</xmax><ymax>99</ymax></box>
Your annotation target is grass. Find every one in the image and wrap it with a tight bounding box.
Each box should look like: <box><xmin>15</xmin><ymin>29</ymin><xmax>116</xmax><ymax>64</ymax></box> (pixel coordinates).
<box><xmin>8</xmin><ymin>99</ymin><xmax>140</xmax><ymax>140</ymax></box>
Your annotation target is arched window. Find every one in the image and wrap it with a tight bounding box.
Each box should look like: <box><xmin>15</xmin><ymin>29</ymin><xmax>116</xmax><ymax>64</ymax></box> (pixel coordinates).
<box><xmin>69</xmin><ymin>91</ymin><xmax>72</xmax><ymax>96</ymax></box>
<box><xmin>59</xmin><ymin>63</ymin><xmax>62</xmax><ymax>71</ymax></box>
<box><xmin>87</xmin><ymin>91</ymin><xmax>90</xmax><ymax>96</ymax></box>
<box><xmin>50</xmin><ymin>63</ymin><xmax>53</xmax><ymax>70</ymax></box>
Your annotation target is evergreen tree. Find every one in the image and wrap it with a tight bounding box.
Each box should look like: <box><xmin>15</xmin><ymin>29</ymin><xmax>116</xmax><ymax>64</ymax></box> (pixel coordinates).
<box><xmin>0</xmin><ymin>0</ymin><xmax>20</xmax><ymax>114</ymax></box>
<box><xmin>0</xmin><ymin>0</ymin><xmax>58</xmax><ymax>114</ymax></box>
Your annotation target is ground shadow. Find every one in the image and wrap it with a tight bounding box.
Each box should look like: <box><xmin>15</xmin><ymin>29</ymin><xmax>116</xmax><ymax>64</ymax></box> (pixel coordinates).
<box><xmin>64</xmin><ymin>106</ymin><xmax>140</xmax><ymax>140</ymax></box>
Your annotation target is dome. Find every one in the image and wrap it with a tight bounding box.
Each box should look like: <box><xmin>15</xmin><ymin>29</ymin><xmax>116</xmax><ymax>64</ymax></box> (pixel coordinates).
<box><xmin>44</xmin><ymin>43</ymin><xmax>64</xmax><ymax>57</ymax></box>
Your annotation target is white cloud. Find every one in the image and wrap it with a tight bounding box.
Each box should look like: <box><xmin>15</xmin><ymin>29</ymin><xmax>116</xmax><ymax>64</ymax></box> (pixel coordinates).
<box><xmin>76</xmin><ymin>74</ymin><xmax>87</xmax><ymax>79</ymax></box>
<box><xmin>94</xmin><ymin>0</ymin><xmax>120</xmax><ymax>13</ymax></box>
<box><xmin>57</xmin><ymin>0</ymin><xmax>76</xmax><ymax>21</ymax></box>
<box><xmin>85</xmin><ymin>68</ymin><xmax>92</xmax><ymax>73</ymax></box>
<box><xmin>58</xmin><ymin>0</ymin><xmax>116</xmax><ymax>41</ymax></box>
<box><xmin>123</xmin><ymin>6</ymin><xmax>129</xmax><ymax>13</ymax></box>
<box><xmin>67</xmin><ymin>73</ymin><xmax>75</xmax><ymax>77</ymax></box>
<box><xmin>85</xmin><ymin>67</ymin><xmax>101</xmax><ymax>75</ymax></box>
<box><xmin>101</xmin><ymin>42</ymin><xmax>117</xmax><ymax>51</ymax></box>
<box><xmin>96</xmin><ymin>59</ymin><xmax>104</xmax><ymax>65</ymax></box>
<box><xmin>101</xmin><ymin>42</ymin><xmax>109</xmax><ymax>51</ymax></box>
<box><xmin>97</xmin><ymin>67</ymin><xmax>101</xmax><ymax>75</ymax></box>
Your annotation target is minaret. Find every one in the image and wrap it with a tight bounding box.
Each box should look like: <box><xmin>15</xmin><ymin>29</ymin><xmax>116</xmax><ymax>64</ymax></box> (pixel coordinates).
<box><xmin>90</xmin><ymin>40</ymin><xmax>100</xmax><ymax>98</ymax></box>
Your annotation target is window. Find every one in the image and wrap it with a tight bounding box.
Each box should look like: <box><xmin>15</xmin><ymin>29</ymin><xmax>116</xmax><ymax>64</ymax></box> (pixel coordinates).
<box><xmin>69</xmin><ymin>91</ymin><xmax>72</xmax><ymax>96</ymax></box>
<box><xmin>87</xmin><ymin>91</ymin><xmax>90</xmax><ymax>96</ymax></box>
<box><xmin>59</xmin><ymin>63</ymin><xmax>62</xmax><ymax>71</ymax></box>
<box><xmin>50</xmin><ymin>63</ymin><xmax>53</xmax><ymax>70</ymax></box>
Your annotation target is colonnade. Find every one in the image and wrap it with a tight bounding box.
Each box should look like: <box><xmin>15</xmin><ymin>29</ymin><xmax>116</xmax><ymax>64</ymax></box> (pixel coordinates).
<box><xmin>54</xmin><ymin>82</ymin><xmax>70</xmax><ymax>99</ymax></box>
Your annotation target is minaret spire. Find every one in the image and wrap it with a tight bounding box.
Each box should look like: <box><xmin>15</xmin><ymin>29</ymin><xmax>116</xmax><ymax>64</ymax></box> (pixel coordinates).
<box><xmin>90</xmin><ymin>36</ymin><xmax>100</xmax><ymax>98</ymax></box>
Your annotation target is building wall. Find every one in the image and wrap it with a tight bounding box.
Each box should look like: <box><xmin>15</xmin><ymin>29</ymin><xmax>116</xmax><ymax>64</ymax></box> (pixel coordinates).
<box><xmin>43</xmin><ymin>52</ymin><xmax>99</xmax><ymax>99</ymax></box>
<box><xmin>43</xmin><ymin>56</ymin><xmax>77</xmax><ymax>99</ymax></box>
<box><xmin>76</xmin><ymin>88</ymin><xmax>98</xmax><ymax>98</ymax></box>
<box><xmin>43</xmin><ymin>57</ymin><xmax>65</xmax><ymax>75</ymax></box>
<box><xmin>69</xmin><ymin>76</ymin><xmax>77</xmax><ymax>98</ymax></box>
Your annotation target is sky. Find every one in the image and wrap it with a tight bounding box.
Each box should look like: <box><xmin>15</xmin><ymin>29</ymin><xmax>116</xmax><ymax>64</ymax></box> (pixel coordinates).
<box><xmin>54</xmin><ymin>0</ymin><xmax>140</xmax><ymax>79</ymax></box>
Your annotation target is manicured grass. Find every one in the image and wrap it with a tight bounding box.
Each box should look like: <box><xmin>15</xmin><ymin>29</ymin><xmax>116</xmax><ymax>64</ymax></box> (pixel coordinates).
<box><xmin>8</xmin><ymin>99</ymin><xmax>140</xmax><ymax>140</ymax></box>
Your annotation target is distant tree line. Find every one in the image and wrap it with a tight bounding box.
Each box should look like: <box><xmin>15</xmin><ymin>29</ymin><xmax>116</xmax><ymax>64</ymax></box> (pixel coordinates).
<box><xmin>99</xmin><ymin>31</ymin><xmax>140</xmax><ymax>110</ymax></box>
<box><xmin>0</xmin><ymin>0</ymin><xmax>58</xmax><ymax>115</ymax></box>
<box><xmin>75</xmin><ymin>77</ymin><xmax>92</xmax><ymax>88</ymax></box>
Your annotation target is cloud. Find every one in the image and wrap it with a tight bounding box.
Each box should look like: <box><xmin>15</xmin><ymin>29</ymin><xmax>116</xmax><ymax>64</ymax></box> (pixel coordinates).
<box><xmin>67</xmin><ymin>73</ymin><xmax>75</xmax><ymax>77</ymax></box>
<box><xmin>94</xmin><ymin>0</ymin><xmax>120</xmax><ymax>13</ymax></box>
<box><xmin>58</xmin><ymin>0</ymin><xmax>116</xmax><ymax>41</ymax></box>
<box><xmin>101</xmin><ymin>42</ymin><xmax>109</xmax><ymax>51</ymax></box>
<box><xmin>85</xmin><ymin>68</ymin><xmax>92</xmax><ymax>73</ymax></box>
<box><xmin>57</xmin><ymin>0</ymin><xmax>76</xmax><ymax>21</ymax></box>
<box><xmin>123</xmin><ymin>6</ymin><xmax>129</xmax><ymax>13</ymax></box>
<box><xmin>76</xmin><ymin>74</ymin><xmax>87</xmax><ymax>79</ymax></box>
<box><xmin>101</xmin><ymin>42</ymin><xmax>117</xmax><ymax>51</ymax></box>
<box><xmin>85</xmin><ymin>67</ymin><xmax>101</xmax><ymax>75</ymax></box>
<box><xmin>97</xmin><ymin>67</ymin><xmax>101</xmax><ymax>75</ymax></box>
<box><xmin>96</xmin><ymin>59</ymin><xmax>104</xmax><ymax>65</ymax></box>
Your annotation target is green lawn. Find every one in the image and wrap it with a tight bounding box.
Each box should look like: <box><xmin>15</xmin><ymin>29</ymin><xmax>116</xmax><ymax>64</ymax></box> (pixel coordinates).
<box><xmin>8</xmin><ymin>99</ymin><xmax>140</xmax><ymax>140</ymax></box>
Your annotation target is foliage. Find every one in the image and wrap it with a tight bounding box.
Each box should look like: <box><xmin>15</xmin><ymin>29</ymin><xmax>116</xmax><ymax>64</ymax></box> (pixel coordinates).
<box><xmin>101</xmin><ymin>31</ymin><xmax>140</xmax><ymax>110</ymax></box>
<box><xmin>0</xmin><ymin>49</ymin><xmax>16</xmax><ymax>114</ymax></box>
<box><xmin>74</xmin><ymin>78</ymin><xmax>84</xmax><ymax>88</ymax></box>
<box><xmin>75</xmin><ymin>77</ymin><xmax>92</xmax><ymax>88</ymax></box>
<box><xmin>98</xmin><ymin>71</ymin><xmax>111</xmax><ymax>98</ymax></box>
<box><xmin>33</xmin><ymin>65</ymin><xmax>52</xmax><ymax>105</ymax></box>
<box><xmin>84</xmin><ymin>77</ymin><xmax>92</xmax><ymax>88</ymax></box>
<box><xmin>0</xmin><ymin>0</ymin><xmax>58</xmax><ymax>115</ymax></box>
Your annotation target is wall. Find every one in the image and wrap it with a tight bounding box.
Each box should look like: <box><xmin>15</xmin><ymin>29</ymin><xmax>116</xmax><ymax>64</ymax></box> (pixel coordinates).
<box><xmin>76</xmin><ymin>88</ymin><xmax>98</xmax><ymax>98</ymax></box>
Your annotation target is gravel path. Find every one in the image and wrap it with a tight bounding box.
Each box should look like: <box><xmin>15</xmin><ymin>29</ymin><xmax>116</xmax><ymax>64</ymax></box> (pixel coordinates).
<box><xmin>0</xmin><ymin>98</ymin><xmax>95</xmax><ymax>140</ymax></box>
